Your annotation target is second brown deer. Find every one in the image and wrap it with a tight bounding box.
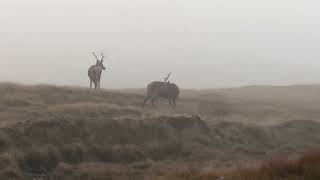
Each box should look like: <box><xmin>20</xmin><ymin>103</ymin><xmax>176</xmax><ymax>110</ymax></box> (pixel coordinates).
<box><xmin>143</xmin><ymin>73</ymin><xmax>180</xmax><ymax>109</ymax></box>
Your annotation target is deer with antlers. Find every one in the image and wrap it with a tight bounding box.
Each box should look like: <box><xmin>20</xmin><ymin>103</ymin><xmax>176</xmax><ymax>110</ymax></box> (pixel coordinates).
<box><xmin>88</xmin><ymin>52</ymin><xmax>106</xmax><ymax>90</ymax></box>
<box><xmin>143</xmin><ymin>73</ymin><xmax>180</xmax><ymax>109</ymax></box>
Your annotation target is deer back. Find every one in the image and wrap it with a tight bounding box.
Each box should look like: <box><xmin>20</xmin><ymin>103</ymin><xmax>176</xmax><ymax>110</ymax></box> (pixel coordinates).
<box><xmin>148</xmin><ymin>81</ymin><xmax>180</xmax><ymax>99</ymax></box>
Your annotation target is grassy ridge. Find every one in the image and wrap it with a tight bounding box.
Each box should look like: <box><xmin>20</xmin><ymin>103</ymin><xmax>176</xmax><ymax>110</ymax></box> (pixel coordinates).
<box><xmin>0</xmin><ymin>83</ymin><xmax>320</xmax><ymax>179</ymax></box>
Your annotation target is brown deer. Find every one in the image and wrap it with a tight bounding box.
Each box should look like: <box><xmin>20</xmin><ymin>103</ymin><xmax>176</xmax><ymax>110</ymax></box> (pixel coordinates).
<box><xmin>143</xmin><ymin>73</ymin><xmax>180</xmax><ymax>109</ymax></box>
<box><xmin>88</xmin><ymin>52</ymin><xmax>106</xmax><ymax>90</ymax></box>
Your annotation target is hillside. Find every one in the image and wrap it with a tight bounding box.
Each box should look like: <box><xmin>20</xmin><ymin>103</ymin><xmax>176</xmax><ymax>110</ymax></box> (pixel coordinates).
<box><xmin>0</xmin><ymin>83</ymin><xmax>320</xmax><ymax>179</ymax></box>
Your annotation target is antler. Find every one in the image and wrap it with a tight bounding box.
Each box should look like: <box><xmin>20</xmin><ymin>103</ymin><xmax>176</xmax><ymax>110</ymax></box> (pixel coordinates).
<box><xmin>92</xmin><ymin>51</ymin><xmax>106</xmax><ymax>62</ymax></box>
<box><xmin>92</xmin><ymin>52</ymin><xmax>100</xmax><ymax>61</ymax></box>
<box><xmin>100</xmin><ymin>52</ymin><xmax>105</xmax><ymax>61</ymax></box>
<box><xmin>164</xmin><ymin>73</ymin><xmax>171</xmax><ymax>82</ymax></box>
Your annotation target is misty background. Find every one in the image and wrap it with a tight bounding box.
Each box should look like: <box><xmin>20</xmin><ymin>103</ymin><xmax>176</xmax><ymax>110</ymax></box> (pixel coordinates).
<box><xmin>0</xmin><ymin>0</ymin><xmax>320</xmax><ymax>89</ymax></box>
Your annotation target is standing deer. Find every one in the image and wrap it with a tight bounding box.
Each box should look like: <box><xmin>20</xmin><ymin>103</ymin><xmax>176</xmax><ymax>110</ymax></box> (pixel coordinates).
<box><xmin>143</xmin><ymin>73</ymin><xmax>180</xmax><ymax>109</ymax></box>
<box><xmin>88</xmin><ymin>52</ymin><xmax>106</xmax><ymax>90</ymax></box>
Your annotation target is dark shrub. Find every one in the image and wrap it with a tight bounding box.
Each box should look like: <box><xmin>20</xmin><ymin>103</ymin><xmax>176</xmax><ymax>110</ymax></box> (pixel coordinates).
<box><xmin>0</xmin><ymin>169</ymin><xmax>23</xmax><ymax>180</ymax></box>
<box><xmin>19</xmin><ymin>146</ymin><xmax>61</xmax><ymax>173</ymax></box>
<box><xmin>60</xmin><ymin>143</ymin><xmax>85</xmax><ymax>164</ymax></box>
<box><xmin>0</xmin><ymin>131</ymin><xmax>11</xmax><ymax>151</ymax></box>
<box><xmin>146</xmin><ymin>141</ymin><xmax>185</xmax><ymax>160</ymax></box>
<box><xmin>89</xmin><ymin>145</ymin><xmax>144</xmax><ymax>163</ymax></box>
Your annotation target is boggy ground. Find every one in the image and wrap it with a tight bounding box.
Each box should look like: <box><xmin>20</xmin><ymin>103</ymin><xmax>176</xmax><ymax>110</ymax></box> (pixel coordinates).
<box><xmin>0</xmin><ymin>83</ymin><xmax>320</xmax><ymax>179</ymax></box>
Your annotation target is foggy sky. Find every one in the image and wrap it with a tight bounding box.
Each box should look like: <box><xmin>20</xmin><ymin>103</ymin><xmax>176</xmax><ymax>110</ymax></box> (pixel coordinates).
<box><xmin>1</xmin><ymin>0</ymin><xmax>320</xmax><ymax>88</ymax></box>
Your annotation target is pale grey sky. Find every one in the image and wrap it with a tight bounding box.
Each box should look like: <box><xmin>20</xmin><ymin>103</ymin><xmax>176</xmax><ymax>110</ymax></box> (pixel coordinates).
<box><xmin>0</xmin><ymin>0</ymin><xmax>320</xmax><ymax>88</ymax></box>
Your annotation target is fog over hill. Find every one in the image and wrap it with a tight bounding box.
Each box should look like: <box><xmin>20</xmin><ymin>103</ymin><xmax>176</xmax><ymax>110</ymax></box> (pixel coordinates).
<box><xmin>2</xmin><ymin>0</ymin><xmax>320</xmax><ymax>179</ymax></box>
<box><xmin>1</xmin><ymin>0</ymin><xmax>320</xmax><ymax>88</ymax></box>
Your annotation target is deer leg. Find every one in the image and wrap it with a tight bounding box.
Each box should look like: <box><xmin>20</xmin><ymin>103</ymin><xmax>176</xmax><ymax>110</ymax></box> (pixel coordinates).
<box><xmin>172</xmin><ymin>98</ymin><xmax>177</xmax><ymax>109</ymax></box>
<box><xmin>90</xmin><ymin>80</ymin><xmax>92</xmax><ymax>89</ymax></box>
<box><xmin>151</xmin><ymin>99</ymin><xmax>155</xmax><ymax>108</ymax></box>
<box><xmin>168</xmin><ymin>99</ymin><xmax>173</xmax><ymax>108</ymax></box>
<box><xmin>143</xmin><ymin>96</ymin><xmax>151</xmax><ymax>107</ymax></box>
<box><xmin>98</xmin><ymin>73</ymin><xmax>102</xmax><ymax>89</ymax></box>
<box><xmin>93</xmin><ymin>81</ymin><xmax>98</xmax><ymax>90</ymax></box>
<box><xmin>151</xmin><ymin>97</ymin><xmax>156</xmax><ymax>108</ymax></box>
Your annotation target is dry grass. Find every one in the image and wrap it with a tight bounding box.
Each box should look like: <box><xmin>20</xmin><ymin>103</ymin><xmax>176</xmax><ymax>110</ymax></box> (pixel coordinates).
<box><xmin>137</xmin><ymin>150</ymin><xmax>320</xmax><ymax>180</ymax></box>
<box><xmin>0</xmin><ymin>83</ymin><xmax>319</xmax><ymax>179</ymax></box>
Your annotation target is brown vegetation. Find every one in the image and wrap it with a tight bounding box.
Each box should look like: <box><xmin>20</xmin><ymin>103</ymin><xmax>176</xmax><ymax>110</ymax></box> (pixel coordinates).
<box><xmin>0</xmin><ymin>83</ymin><xmax>320</xmax><ymax>179</ymax></box>
<box><xmin>156</xmin><ymin>150</ymin><xmax>320</xmax><ymax>180</ymax></box>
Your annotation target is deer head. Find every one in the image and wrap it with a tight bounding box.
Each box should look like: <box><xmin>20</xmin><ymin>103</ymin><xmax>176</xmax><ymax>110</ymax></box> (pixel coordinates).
<box><xmin>92</xmin><ymin>52</ymin><xmax>106</xmax><ymax>70</ymax></box>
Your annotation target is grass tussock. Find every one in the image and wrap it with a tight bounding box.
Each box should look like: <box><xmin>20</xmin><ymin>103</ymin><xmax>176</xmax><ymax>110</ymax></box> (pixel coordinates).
<box><xmin>158</xmin><ymin>150</ymin><xmax>320</xmax><ymax>180</ymax></box>
<box><xmin>225</xmin><ymin>150</ymin><xmax>320</xmax><ymax>180</ymax></box>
